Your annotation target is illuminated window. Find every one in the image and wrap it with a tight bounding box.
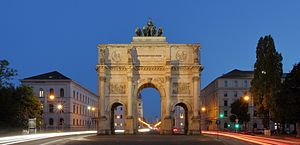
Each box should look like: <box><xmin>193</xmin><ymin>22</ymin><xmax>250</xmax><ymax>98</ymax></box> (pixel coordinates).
<box><xmin>50</xmin><ymin>88</ymin><xmax>54</xmax><ymax>96</ymax></box>
<box><xmin>180</xmin><ymin>113</ymin><xmax>184</xmax><ymax>118</ymax></box>
<box><xmin>117</xmin><ymin>115</ymin><xmax>120</xmax><ymax>119</ymax></box>
<box><xmin>115</xmin><ymin>123</ymin><xmax>117</xmax><ymax>126</ymax></box>
<box><xmin>39</xmin><ymin>88</ymin><xmax>44</xmax><ymax>98</ymax></box>
<box><xmin>120</xmin><ymin>123</ymin><xmax>123</xmax><ymax>126</ymax></box>
<box><xmin>60</xmin><ymin>88</ymin><xmax>64</xmax><ymax>97</ymax></box>
<box><xmin>180</xmin><ymin>122</ymin><xmax>183</xmax><ymax>126</ymax></box>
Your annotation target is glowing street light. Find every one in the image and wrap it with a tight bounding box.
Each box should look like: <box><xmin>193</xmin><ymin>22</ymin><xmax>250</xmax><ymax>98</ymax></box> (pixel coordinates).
<box><xmin>244</xmin><ymin>95</ymin><xmax>250</xmax><ymax>102</ymax></box>
<box><xmin>91</xmin><ymin>107</ymin><xmax>95</xmax><ymax>111</ymax></box>
<box><xmin>49</xmin><ymin>95</ymin><xmax>55</xmax><ymax>100</ymax></box>
<box><xmin>201</xmin><ymin>107</ymin><xmax>206</xmax><ymax>112</ymax></box>
<box><xmin>87</xmin><ymin>106</ymin><xmax>91</xmax><ymax>110</ymax></box>
<box><xmin>57</xmin><ymin>104</ymin><xmax>63</xmax><ymax>110</ymax></box>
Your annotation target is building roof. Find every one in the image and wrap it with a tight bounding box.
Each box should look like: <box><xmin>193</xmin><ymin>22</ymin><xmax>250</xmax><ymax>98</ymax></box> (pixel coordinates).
<box><xmin>23</xmin><ymin>71</ymin><xmax>71</xmax><ymax>80</ymax></box>
<box><xmin>219</xmin><ymin>69</ymin><xmax>253</xmax><ymax>79</ymax></box>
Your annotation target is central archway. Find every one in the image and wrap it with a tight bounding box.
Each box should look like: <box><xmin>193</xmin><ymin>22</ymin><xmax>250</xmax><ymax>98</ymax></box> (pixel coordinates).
<box><xmin>136</xmin><ymin>83</ymin><xmax>161</xmax><ymax>134</ymax></box>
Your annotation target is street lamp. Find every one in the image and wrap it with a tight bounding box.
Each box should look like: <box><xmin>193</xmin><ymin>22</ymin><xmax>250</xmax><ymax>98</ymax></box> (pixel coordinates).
<box><xmin>201</xmin><ymin>107</ymin><xmax>206</xmax><ymax>112</ymax></box>
<box><xmin>49</xmin><ymin>95</ymin><xmax>55</xmax><ymax>100</ymax></box>
<box><xmin>57</xmin><ymin>104</ymin><xmax>63</xmax><ymax>110</ymax></box>
<box><xmin>244</xmin><ymin>95</ymin><xmax>250</xmax><ymax>102</ymax></box>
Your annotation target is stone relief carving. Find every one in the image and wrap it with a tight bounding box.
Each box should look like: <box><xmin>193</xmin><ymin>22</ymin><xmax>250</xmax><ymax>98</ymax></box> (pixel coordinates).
<box><xmin>111</xmin><ymin>51</ymin><xmax>121</xmax><ymax>62</ymax></box>
<box><xmin>172</xmin><ymin>83</ymin><xmax>190</xmax><ymax>94</ymax></box>
<box><xmin>110</xmin><ymin>83</ymin><xmax>126</xmax><ymax>94</ymax></box>
<box><xmin>99</xmin><ymin>48</ymin><xmax>105</xmax><ymax>64</ymax></box>
<box><xmin>176</xmin><ymin>50</ymin><xmax>187</xmax><ymax>62</ymax></box>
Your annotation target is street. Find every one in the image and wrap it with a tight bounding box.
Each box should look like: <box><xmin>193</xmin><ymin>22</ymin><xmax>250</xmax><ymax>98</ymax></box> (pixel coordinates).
<box><xmin>11</xmin><ymin>134</ymin><xmax>256</xmax><ymax>145</ymax></box>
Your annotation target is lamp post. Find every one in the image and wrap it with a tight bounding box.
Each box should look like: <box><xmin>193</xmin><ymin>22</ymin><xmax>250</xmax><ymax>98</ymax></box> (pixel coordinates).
<box><xmin>57</xmin><ymin>104</ymin><xmax>63</xmax><ymax>131</ymax></box>
<box><xmin>201</xmin><ymin>107</ymin><xmax>207</xmax><ymax>131</ymax></box>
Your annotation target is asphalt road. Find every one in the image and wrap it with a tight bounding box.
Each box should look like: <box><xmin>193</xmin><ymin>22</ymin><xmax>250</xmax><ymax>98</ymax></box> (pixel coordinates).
<box><xmin>16</xmin><ymin>134</ymin><xmax>257</xmax><ymax>145</ymax></box>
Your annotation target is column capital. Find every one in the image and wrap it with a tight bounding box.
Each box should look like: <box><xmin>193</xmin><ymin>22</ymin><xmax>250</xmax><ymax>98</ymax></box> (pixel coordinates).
<box><xmin>99</xmin><ymin>76</ymin><xmax>106</xmax><ymax>82</ymax></box>
<box><xmin>193</xmin><ymin>76</ymin><xmax>200</xmax><ymax>81</ymax></box>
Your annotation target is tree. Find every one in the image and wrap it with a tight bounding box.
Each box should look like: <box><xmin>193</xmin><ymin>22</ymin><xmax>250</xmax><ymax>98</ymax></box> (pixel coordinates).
<box><xmin>0</xmin><ymin>60</ymin><xmax>41</xmax><ymax>129</ymax></box>
<box><xmin>250</xmin><ymin>35</ymin><xmax>283</xmax><ymax>129</ymax></box>
<box><xmin>230</xmin><ymin>99</ymin><xmax>250</xmax><ymax>125</ymax></box>
<box><xmin>279</xmin><ymin>63</ymin><xmax>300</xmax><ymax>137</ymax></box>
<box><xmin>0</xmin><ymin>59</ymin><xmax>17</xmax><ymax>88</ymax></box>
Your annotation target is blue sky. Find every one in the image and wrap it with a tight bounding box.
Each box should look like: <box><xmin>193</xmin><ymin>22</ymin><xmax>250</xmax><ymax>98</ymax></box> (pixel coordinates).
<box><xmin>1</xmin><ymin>0</ymin><xmax>300</xmax><ymax>120</ymax></box>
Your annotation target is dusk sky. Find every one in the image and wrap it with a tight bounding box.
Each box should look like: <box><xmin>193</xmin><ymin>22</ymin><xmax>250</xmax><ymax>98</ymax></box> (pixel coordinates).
<box><xmin>1</xmin><ymin>1</ymin><xmax>300</xmax><ymax>120</ymax></box>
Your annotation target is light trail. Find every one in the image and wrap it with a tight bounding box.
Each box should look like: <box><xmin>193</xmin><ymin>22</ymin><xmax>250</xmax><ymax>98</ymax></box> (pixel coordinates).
<box><xmin>202</xmin><ymin>131</ymin><xmax>300</xmax><ymax>145</ymax></box>
<box><xmin>138</xmin><ymin>118</ymin><xmax>152</xmax><ymax>128</ymax></box>
<box><xmin>154</xmin><ymin>121</ymin><xmax>161</xmax><ymax>127</ymax></box>
<box><xmin>0</xmin><ymin>131</ymin><xmax>96</xmax><ymax>145</ymax></box>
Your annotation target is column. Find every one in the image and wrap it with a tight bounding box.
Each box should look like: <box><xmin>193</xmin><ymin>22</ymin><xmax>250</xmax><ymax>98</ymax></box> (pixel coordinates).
<box><xmin>98</xmin><ymin>75</ymin><xmax>109</xmax><ymax>135</ymax></box>
<box><xmin>165</xmin><ymin>76</ymin><xmax>171</xmax><ymax>117</ymax></box>
<box><xmin>190</xmin><ymin>75</ymin><xmax>201</xmax><ymax>135</ymax></box>
<box><xmin>127</xmin><ymin>76</ymin><xmax>133</xmax><ymax>117</ymax></box>
<box><xmin>163</xmin><ymin>75</ymin><xmax>172</xmax><ymax>134</ymax></box>
<box><xmin>193</xmin><ymin>76</ymin><xmax>199</xmax><ymax>117</ymax></box>
<box><xmin>99</xmin><ymin>76</ymin><xmax>105</xmax><ymax>117</ymax></box>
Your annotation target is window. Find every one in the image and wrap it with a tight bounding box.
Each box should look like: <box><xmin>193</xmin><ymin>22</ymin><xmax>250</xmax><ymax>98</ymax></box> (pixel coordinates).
<box><xmin>180</xmin><ymin>113</ymin><xmax>184</xmax><ymax>118</ymax></box>
<box><xmin>224</xmin><ymin>110</ymin><xmax>228</xmax><ymax>117</ymax></box>
<box><xmin>234</xmin><ymin>80</ymin><xmax>238</xmax><ymax>87</ymax></box>
<box><xmin>234</xmin><ymin>91</ymin><xmax>238</xmax><ymax>97</ymax></box>
<box><xmin>224</xmin><ymin>80</ymin><xmax>228</xmax><ymax>87</ymax></box>
<box><xmin>224</xmin><ymin>100</ymin><xmax>228</xmax><ymax>106</ymax></box>
<box><xmin>73</xmin><ymin>104</ymin><xmax>75</xmax><ymax>113</ymax></box>
<box><xmin>254</xmin><ymin>111</ymin><xmax>257</xmax><ymax>117</ymax></box>
<box><xmin>59</xmin><ymin>118</ymin><xmax>64</xmax><ymax>125</ymax></box>
<box><xmin>49</xmin><ymin>104</ymin><xmax>54</xmax><ymax>113</ymax></box>
<box><xmin>73</xmin><ymin>91</ymin><xmax>75</xmax><ymax>98</ymax></box>
<box><xmin>76</xmin><ymin>119</ymin><xmax>78</xmax><ymax>125</ymax></box>
<box><xmin>60</xmin><ymin>88</ymin><xmax>64</xmax><ymax>97</ymax></box>
<box><xmin>39</xmin><ymin>88</ymin><xmax>44</xmax><ymax>98</ymax></box>
<box><xmin>120</xmin><ymin>115</ymin><xmax>122</xmax><ymax>119</ymax></box>
<box><xmin>244</xmin><ymin>80</ymin><xmax>248</xmax><ymax>88</ymax></box>
<box><xmin>76</xmin><ymin>106</ymin><xmax>78</xmax><ymax>114</ymax></box>
<box><xmin>49</xmin><ymin>118</ymin><xmax>54</xmax><ymax>125</ymax></box>
<box><xmin>120</xmin><ymin>107</ymin><xmax>123</xmax><ymax>111</ymax></box>
<box><xmin>224</xmin><ymin>92</ymin><xmax>228</xmax><ymax>97</ymax></box>
<box><xmin>50</xmin><ymin>88</ymin><xmax>54</xmax><ymax>96</ymax></box>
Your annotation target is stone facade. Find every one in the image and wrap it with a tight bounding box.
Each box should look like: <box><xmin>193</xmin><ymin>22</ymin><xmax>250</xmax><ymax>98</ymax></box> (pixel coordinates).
<box><xmin>96</xmin><ymin>36</ymin><xmax>202</xmax><ymax>135</ymax></box>
<box><xmin>21</xmin><ymin>71</ymin><xmax>98</xmax><ymax>131</ymax></box>
<box><xmin>200</xmin><ymin>69</ymin><xmax>259</xmax><ymax>131</ymax></box>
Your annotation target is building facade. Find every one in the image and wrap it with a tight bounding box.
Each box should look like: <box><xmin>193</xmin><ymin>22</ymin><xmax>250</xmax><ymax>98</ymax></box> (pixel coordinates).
<box><xmin>201</xmin><ymin>69</ymin><xmax>262</xmax><ymax>131</ymax></box>
<box><xmin>21</xmin><ymin>71</ymin><xmax>99</xmax><ymax>131</ymax></box>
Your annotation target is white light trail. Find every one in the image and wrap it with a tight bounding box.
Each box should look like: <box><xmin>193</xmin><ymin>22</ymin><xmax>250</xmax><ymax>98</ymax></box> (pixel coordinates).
<box><xmin>0</xmin><ymin>131</ymin><xmax>96</xmax><ymax>145</ymax></box>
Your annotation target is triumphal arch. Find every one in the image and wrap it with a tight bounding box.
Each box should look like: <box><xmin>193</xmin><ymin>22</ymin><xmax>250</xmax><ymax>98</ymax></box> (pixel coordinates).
<box><xmin>96</xmin><ymin>19</ymin><xmax>202</xmax><ymax>135</ymax></box>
